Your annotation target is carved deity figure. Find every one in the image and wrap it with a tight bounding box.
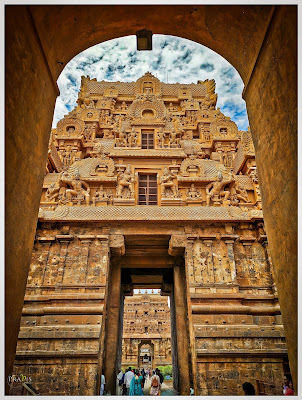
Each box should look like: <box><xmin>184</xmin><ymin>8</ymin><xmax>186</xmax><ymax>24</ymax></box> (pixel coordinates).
<box><xmin>84</xmin><ymin>124</ymin><xmax>95</xmax><ymax>141</ymax></box>
<box><xmin>116</xmin><ymin>128</ymin><xmax>128</xmax><ymax>147</ymax></box>
<box><xmin>45</xmin><ymin>173</ymin><xmax>64</xmax><ymax>202</ymax></box>
<box><xmin>61</xmin><ymin>145</ymin><xmax>73</xmax><ymax>168</ymax></box>
<box><xmin>186</xmin><ymin>184</ymin><xmax>201</xmax><ymax>199</ymax></box>
<box><xmin>169</xmin><ymin>130</ymin><xmax>179</xmax><ymax>147</ymax></box>
<box><xmin>250</xmin><ymin>168</ymin><xmax>259</xmax><ymax>183</ymax></box>
<box><xmin>116</xmin><ymin>165</ymin><xmax>135</xmax><ymax>198</ymax></box>
<box><xmin>232</xmin><ymin>181</ymin><xmax>251</xmax><ymax>203</ymax></box>
<box><xmin>221</xmin><ymin>152</ymin><xmax>233</xmax><ymax>168</ymax></box>
<box><xmin>206</xmin><ymin>171</ymin><xmax>234</xmax><ymax>206</ymax></box>
<box><xmin>66</xmin><ymin>126</ymin><xmax>75</xmax><ymax>136</ymax></box>
<box><xmin>61</xmin><ymin>169</ymin><xmax>90</xmax><ymax>205</ymax></box>
<box><xmin>157</xmin><ymin>127</ymin><xmax>165</xmax><ymax>148</ymax></box>
<box><xmin>160</xmin><ymin>167</ymin><xmax>178</xmax><ymax>198</ymax></box>
<box><xmin>168</xmin><ymin>102</ymin><xmax>177</xmax><ymax>112</ymax></box>
<box><xmin>92</xmin><ymin>185</ymin><xmax>108</xmax><ymax>205</ymax></box>
<box><xmin>128</xmin><ymin>128</ymin><xmax>138</xmax><ymax>147</ymax></box>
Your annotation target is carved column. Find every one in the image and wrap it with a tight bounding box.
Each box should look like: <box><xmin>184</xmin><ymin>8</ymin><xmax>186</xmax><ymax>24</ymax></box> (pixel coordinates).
<box><xmin>173</xmin><ymin>264</ymin><xmax>191</xmax><ymax>395</ymax></box>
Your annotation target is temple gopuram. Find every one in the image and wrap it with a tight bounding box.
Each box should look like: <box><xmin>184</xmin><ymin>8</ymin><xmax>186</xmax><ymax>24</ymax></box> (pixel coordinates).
<box><xmin>10</xmin><ymin>72</ymin><xmax>288</xmax><ymax>396</ymax></box>
<box><xmin>122</xmin><ymin>292</ymin><xmax>172</xmax><ymax>370</ymax></box>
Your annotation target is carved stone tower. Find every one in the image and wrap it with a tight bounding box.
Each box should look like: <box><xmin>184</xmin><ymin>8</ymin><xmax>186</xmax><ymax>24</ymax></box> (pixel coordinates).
<box><xmin>10</xmin><ymin>73</ymin><xmax>287</xmax><ymax>396</ymax></box>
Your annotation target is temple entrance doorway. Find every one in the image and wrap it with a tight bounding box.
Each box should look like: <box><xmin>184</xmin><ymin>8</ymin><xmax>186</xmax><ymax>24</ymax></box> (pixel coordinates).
<box><xmin>138</xmin><ymin>343</ymin><xmax>153</xmax><ymax>369</ymax></box>
<box><xmin>102</xmin><ymin>234</ymin><xmax>192</xmax><ymax>395</ymax></box>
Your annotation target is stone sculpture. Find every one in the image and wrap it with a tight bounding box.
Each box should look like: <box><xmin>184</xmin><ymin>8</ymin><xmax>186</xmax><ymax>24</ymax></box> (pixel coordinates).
<box><xmin>206</xmin><ymin>171</ymin><xmax>234</xmax><ymax>206</ymax></box>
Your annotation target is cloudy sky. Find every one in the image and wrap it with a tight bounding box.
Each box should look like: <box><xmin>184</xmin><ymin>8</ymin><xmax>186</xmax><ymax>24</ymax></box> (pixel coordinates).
<box><xmin>52</xmin><ymin>34</ymin><xmax>249</xmax><ymax>130</ymax></box>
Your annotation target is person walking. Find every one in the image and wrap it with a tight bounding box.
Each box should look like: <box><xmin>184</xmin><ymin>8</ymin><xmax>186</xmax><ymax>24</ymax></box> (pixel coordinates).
<box><xmin>129</xmin><ymin>370</ymin><xmax>144</xmax><ymax>396</ymax></box>
<box><xmin>141</xmin><ymin>369</ymin><xmax>146</xmax><ymax>388</ymax></box>
<box><xmin>283</xmin><ymin>375</ymin><xmax>295</xmax><ymax>395</ymax></box>
<box><xmin>149</xmin><ymin>370</ymin><xmax>161</xmax><ymax>396</ymax></box>
<box><xmin>124</xmin><ymin>367</ymin><xmax>134</xmax><ymax>395</ymax></box>
<box><xmin>155</xmin><ymin>368</ymin><xmax>164</xmax><ymax>385</ymax></box>
<box><xmin>116</xmin><ymin>369</ymin><xmax>124</xmax><ymax>396</ymax></box>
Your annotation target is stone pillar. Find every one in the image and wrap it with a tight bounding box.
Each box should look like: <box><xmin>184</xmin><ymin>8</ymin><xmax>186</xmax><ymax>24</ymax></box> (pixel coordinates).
<box><xmin>102</xmin><ymin>235</ymin><xmax>125</xmax><ymax>395</ymax></box>
<box><xmin>102</xmin><ymin>258</ymin><xmax>122</xmax><ymax>395</ymax></box>
<box><xmin>173</xmin><ymin>264</ymin><xmax>191</xmax><ymax>395</ymax></box>
<box><xmin>243</xmin><ymin>6</ymin><xmax>297</xmax><ymax>389</ymax></box>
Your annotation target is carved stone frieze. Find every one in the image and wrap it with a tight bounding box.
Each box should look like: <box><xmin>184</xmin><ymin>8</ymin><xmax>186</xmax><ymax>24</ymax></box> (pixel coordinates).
<box><xmin>38</xmin><ymin>205</ymin><xmax>263</xmax><ymax>222</ymax></box>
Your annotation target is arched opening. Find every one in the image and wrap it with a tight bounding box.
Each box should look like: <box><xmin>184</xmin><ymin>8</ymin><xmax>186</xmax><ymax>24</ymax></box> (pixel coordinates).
<box><xmin>5</xmin><ymin>5</ymin><xmax>297</xmax><ymax>395</ymax></box>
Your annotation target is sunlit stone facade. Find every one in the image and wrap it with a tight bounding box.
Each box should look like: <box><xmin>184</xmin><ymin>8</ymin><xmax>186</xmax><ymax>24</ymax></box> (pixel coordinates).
<box><xmin>11</xmin><ymin>73</ymin><xmax>287</xmax><ymax>396</ymax></box>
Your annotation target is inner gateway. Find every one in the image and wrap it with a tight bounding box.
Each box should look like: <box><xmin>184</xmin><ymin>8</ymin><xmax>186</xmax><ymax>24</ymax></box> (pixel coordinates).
<box><xmin>102</xmin><ymin>235</ymin><xmax>190</xmax><ymax>394</ymax></box>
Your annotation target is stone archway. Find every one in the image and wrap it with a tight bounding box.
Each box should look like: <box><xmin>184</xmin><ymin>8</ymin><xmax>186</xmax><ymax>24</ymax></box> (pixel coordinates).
<box><xmin>5</xmin><ymin>5</ymin><xmax>297</xmax><ymax>393</ymax></box>
<box><xmin>137</xmin><ymin>340</ymin><xmax>155</xmax><ymax>369</ymax></box>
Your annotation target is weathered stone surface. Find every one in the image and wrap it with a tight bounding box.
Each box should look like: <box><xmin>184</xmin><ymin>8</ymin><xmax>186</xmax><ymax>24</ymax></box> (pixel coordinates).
<box><xmin>8</xmin><ymin>51</ymin><xmax>294</xmax><ymax>396</ymax></box>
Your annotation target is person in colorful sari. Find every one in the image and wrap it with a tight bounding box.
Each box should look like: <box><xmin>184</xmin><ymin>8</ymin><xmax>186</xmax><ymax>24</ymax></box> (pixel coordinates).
<box><xmin>149</xmin><ymin>370</ymin><xmax>161</xmax><ymax>396</ymax></box>
<box><xmin>129</xmin><ymin>370</ymin><xmax>144</xmax><ymax>396</ymax></box>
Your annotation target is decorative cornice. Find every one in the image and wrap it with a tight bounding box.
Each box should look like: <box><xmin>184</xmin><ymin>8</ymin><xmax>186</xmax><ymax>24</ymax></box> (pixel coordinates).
<box><xmin>38</xmin><ymin>205</ymin><xmax>263</xmax><ymax>222</ymax></box>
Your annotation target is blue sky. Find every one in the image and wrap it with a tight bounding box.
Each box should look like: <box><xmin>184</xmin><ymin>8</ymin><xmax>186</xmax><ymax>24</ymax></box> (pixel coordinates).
<box><xmin>52</xmin><ymin>34</ymin><xmax>249</xmax><ymax>131</ymax></box>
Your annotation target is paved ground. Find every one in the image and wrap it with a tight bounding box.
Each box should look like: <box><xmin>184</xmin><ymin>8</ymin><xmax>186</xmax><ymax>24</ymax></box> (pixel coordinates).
<box><xmin>143</xmin><ymin>378</ymin><xmax>178</xmax><ymax>396</ymax></box>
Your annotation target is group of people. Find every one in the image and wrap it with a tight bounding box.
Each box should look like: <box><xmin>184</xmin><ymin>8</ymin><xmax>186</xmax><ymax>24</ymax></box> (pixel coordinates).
<box><xmin>100</xmin><ymin>371</ymin><xmax>294</xmax><ymax>396</ymax></box>
<box><xmin>115</xmin><ymin>367</ymin><xmax>164</xmax><ymax>396</ymax></box>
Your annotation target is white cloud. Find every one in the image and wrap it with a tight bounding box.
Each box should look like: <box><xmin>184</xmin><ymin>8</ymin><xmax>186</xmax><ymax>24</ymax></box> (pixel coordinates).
<box><xmin>53</xmin><ymin>34</ymin><xmax>249</xmax><ymax>131</ymax></box>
